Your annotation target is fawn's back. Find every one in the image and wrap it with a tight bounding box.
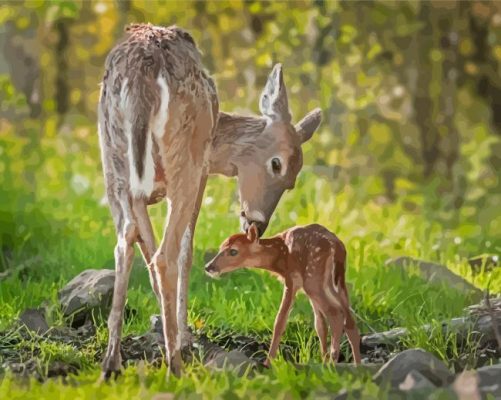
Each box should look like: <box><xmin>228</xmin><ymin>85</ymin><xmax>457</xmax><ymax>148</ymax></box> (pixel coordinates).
<box><xmin>281</xmin><ymin>224</ymin><xmax>347</xmax><ymax>291</ymax></box>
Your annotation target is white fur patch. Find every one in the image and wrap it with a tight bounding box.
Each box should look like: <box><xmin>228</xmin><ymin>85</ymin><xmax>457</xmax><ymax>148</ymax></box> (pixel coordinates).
<box><xmin>120</xmin><ymin>78</ymin><xmax>129</xmax><ymax>111</ymax></box>
<box><xmin>325</xmin><ymin>285</ymin><xmax>341</xmax><ymax>308</ymax></box>
<box><xmin>127</xmin><ymin>124</ymin><xmax>155</xmax><ymax>198</ymax></box>
<box><xmin>152</xmin><ymin>76</ymin><xmax>170</xmax><ymax>139</ymax></box>
<box><xmin>246</xmin><ymin>209</ymin><xmax>266</xmax><ymax>223</ymax></box>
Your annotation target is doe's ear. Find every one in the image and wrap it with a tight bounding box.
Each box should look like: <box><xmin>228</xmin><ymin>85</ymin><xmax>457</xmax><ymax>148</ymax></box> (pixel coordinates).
<box><xmin>295</xmin><ymin>108</ymin><xmax>322</xmax><ymax>143</ymax></box>
<box><xmin>247</xmin><ymin>224</ymin><xmax>259</xmax><ymax>243</ymax></box>
<box><xmin>259</xmin><ymin>63</ymin><xmax>291</xmax><ymax>123</ymax></box>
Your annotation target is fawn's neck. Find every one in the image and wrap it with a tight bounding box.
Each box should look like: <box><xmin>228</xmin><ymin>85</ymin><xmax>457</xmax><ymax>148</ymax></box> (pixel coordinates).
<box><xmin>209</xmin><ymin>112</ymin><xmax>267</xmax><ymax>176</ymax></box>
<box><xmin>255</xmin><ymin>237</ymin><xmax>290</xmax><ymax>277</ymax></box>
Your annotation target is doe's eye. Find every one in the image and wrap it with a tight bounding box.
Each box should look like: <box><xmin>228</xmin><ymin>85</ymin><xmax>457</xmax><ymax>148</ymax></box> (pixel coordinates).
<box><xmin>271</xmin><ymin>157</ymin><xmax>281</xmax><ymax>174</ymax></box>
<box><xmin>229</xmin><ymin>249</ymin><xmax>238</xmax><ymax>256</ymax></box>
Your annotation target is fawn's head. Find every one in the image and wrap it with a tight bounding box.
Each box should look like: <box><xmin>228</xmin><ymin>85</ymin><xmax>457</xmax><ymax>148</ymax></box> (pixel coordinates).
<box><xmin>236</xmin><ymin>64</ymin><xmax>321</xmax><ymax>236</ymax></box>
<box><xmin>205</xmin><ymin>225</ymin><xmax>265</xmax><ymax>277</ymax></box>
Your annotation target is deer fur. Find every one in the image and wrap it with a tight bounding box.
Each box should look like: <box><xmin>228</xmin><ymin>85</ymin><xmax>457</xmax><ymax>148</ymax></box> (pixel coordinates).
<box><xmin>205</xmin><ymin>224</ymin><xmax>361</xmax><ymax>366</ymax></box>
<box><xmin>98</xmin><ymin>23</ymin><xmax>322</xmax><ymax>377</ymax></box>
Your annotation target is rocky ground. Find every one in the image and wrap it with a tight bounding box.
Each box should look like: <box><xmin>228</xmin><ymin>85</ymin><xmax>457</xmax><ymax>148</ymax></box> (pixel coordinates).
<box><xmin>1</xmin><ymin>264</ymin><xmax>500</xmax><ymax>399</ymax></box>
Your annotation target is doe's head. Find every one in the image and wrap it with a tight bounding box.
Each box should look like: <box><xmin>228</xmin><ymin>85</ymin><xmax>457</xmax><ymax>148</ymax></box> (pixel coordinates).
<box><xmin>205</xmin><ymin>224</ymin><xmax>261</xmax><ymax>278</ymax></box>
<box><xmin>237</xmin><ymin>64</ymin><xmax>322</xmax><ymax>236</ymax></box>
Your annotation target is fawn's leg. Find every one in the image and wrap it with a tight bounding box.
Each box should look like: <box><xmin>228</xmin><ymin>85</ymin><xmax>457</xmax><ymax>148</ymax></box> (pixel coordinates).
<box><xmin>132</xmin><ymin>198</ymin><xmax>161</xmax><ymax>301</ymax></box>
<box><xmin>310</xmin><ymin>300</ymin><xmax>328</xmax><ymax>361</ymax></box>
<box><xmin>102</xmin><ymin>196</ymin><xmax>136</xmax><ymax>379</ymax></box>
<box><xmin>316</xmin><ymin>291</ymin><xmax>345</xmax><ymax>363</ymax></box>
<box><xmin>265</xmin><ymin>283</ymin><xmax>297</xmax><ymax>366</ymax></box>
<box><xmin>343</xmin><ymin>308</ymin><xmax>361</xmax><ymax>365</ymax></box>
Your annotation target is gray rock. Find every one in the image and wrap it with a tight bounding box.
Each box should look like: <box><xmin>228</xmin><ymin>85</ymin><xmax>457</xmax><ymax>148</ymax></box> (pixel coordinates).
<box><xmin>373</xmin><ymin>348</ymin><xmax>453</xmax><ymax>387</ymax></box>
<box><xmin>205</xmin><ymin>350</ymin><xmax>255</xmax><ymax>376</ymax></box>
<box><xmin>399</xmin><ymin>369</ymin><xmax>437</xmax><ymax>391</ymax></box>
<box><xmin>386</xmin><ymin>257</ymin><xmax>483</xmax><ymax>300</ymax></box>
<box><xmin>363</xmin><ymin>312</ymin><xmax>500</xmax><ymax>349</ymax></box>
<box><xmin>453</xmin><ymin>367</ymin><xmax>501</xmax><ymax>399</ymax></box>
<box><xmin>150</xmin><ymin>314</ymin><xmax>162</xmax><ymax>334</ymax></box>
<box><xmin>58</xmin><ymin>269</ymin><xmax>115</xmax><ymax>326</ymax></box>
<box><xmin>452</xmin><ymin>370</ymin><xmax>482</xmax><ymax>399</ymax></box>
<box><xmin>476</xmin><ymin>363</ymin><xmax>501</xmax><ymax>397</ymax></box>
<box><xmin>18</xmin><ymin>308</ymin><xmax>49</xmax><ymax>334</ymax></box>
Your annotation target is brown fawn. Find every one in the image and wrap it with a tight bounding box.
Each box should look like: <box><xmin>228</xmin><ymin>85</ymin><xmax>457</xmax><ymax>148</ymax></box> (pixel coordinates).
<box><xmin>205</xmin><ymin>223</ymin><xmax>361</xmax><ymax>366</ymax></box>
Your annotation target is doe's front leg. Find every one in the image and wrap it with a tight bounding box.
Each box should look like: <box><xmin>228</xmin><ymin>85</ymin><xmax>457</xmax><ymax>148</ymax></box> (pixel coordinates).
<box><xmin>153</xmin><ymin>189</ymin><xmax>203</xmax><ymax>376</ymax></box>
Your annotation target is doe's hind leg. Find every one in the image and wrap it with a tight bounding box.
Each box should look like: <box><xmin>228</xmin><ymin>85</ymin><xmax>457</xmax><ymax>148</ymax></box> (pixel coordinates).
<box><xmin>102</xmin><ymin>196</ymin><xmax>137</xmax><ymax>380</ymax></box>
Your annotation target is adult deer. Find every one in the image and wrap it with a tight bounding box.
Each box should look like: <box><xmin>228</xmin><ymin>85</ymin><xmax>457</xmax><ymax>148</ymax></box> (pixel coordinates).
<box><xmin>98</xmin><ymin>24</ymin><xmax>321</xmax><ymax>378</ymax></box>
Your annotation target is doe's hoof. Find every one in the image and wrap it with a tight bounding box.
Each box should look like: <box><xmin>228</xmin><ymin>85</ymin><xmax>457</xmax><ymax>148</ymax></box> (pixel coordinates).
<box><xmin>100</xmin><ymin>368</ymin><xmax>121</xmax><ymax>382</ymax></box>
<box><xmin>167</xmin><ymin>353</ymin><xmax>183</xmax><ymax>378</ymax></box>
<box><xmin>101</xmin><ymin>351</ymin><xmax>122</xmax><ymax>382</ymax></box>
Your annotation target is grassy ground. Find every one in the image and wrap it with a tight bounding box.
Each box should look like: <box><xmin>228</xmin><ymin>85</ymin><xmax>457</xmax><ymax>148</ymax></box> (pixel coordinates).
<box><xmin>0</xmin><ymin>172</ymin><xmax>500</xmax><ymax>398</ymax></box>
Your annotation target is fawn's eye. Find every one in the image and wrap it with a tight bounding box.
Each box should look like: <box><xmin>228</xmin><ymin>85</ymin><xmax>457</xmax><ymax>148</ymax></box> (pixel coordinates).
<box><xmin>271</xmin><ymin>158</ymin><xmax>281</xmax><ymax>174</ymax></box>
<box><xmin>229</xmin><ymin>249</ymin><xmax>238</xmax><ymax>256</ymax></box>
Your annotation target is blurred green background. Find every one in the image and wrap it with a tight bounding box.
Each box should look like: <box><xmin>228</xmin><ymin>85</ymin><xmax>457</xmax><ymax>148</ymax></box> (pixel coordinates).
<box><xmin>0</xmin><ymin>0</ymin><xmax>500</xmax><ymax>277</ymax></box>
<box><xmin>1</xmin><ymin>5</ymin><xmax>501</xmax><ymax>395</ymax></box>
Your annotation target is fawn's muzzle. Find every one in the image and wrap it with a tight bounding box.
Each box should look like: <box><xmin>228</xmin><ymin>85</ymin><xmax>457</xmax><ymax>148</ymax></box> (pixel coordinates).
<box><xmin>204</xmin><ymin>262</ymin><xmax>217</xmax><ymax>275</ymax></box>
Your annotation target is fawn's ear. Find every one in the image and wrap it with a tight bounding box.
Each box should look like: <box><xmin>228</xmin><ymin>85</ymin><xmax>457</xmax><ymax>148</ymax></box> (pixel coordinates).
<box><xmin>259</xmin><ymin>63</ymin><xmax>291</xmax><ymax>123</ymax></box>
<box><xmin>247</xmin><ymin>224</ymin><xmax>259</xmax><ymax>243</ymax></box>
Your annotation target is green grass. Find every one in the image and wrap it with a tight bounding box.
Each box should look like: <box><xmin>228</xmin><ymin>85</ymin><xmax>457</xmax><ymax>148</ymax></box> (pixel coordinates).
<box><xmin>1</xmin><ymin>172</ymin><xmax>500</xmax><ymax>398</ymax></box>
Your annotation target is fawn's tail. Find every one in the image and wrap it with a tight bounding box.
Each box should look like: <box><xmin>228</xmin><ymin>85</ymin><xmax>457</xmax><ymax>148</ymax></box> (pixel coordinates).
<box><xmin>332</xmin><ymin>240</ymin><xmax>349</xmax><ymax>303</ymax></box>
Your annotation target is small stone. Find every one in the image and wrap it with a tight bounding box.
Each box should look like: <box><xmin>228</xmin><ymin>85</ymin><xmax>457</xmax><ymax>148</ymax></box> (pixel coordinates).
<box><xmin>18</xmin><ymin>308</ymin><xmax>49</xmax><ymax>335</ymax></box>
<box><xmin>385</xmin><ymin>257</ymin><xmax>483</xmax><ymax>300</ymax></box>
<box><xmin>399</xmin><ymin>369</ymin><xmax>437</xmax><ymax>391</ymax></box>
<box><xmin>205</xmin><ymin>350</ymin><xmax>255</xmax><ymax>376</ymax></box>
<box><xmin>150</xmin><ymin>314</ymin><xmax>162</xmax><ymax>334</ymax></box>
<box><xmin>476</xmin><ymin>364</ymin><xmax>501</xmax><ymax>396</ymax></box>
<box><xmin>58</xmin><ymin>269</ymin><xmax>115</xmax><ymax>327</ymax></box>
<box><xmin>453</xmin><ymin>370</ymin><xmax>481</xmax><ymax>400</ymax></box>
<box><xmin>453</xmin><ymin>366</ymin><xmax>501</xmax><ymax>399</ymax></box>
<box><xmin>373</xmin><ymin>348</ymin><xmax>453</xmax><ymax>387</ymax></box>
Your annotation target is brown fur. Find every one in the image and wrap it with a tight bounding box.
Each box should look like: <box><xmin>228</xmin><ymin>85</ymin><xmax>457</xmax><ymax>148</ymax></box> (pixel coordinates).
<box><xmin>98</xmin><ymin>23</ymin><xmax>323</xmax><ymax>378</ymax></box>
<box><xmin>206</xmin><ymin>224</ymin><xmax>361</xmax><ymax>365</ymax></box>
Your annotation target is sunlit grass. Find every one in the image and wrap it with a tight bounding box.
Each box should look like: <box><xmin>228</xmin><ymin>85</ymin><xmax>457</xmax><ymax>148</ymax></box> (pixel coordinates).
<box><xmin>0</xmin><ymin>171</ymin><xmax>499</xmax><ymax>398</ymax></box>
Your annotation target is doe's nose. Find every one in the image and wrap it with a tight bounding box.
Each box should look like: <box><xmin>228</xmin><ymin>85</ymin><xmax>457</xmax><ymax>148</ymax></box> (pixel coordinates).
<box><xmin>240</xmin><ymin>215</ymin><xmax>268</xmax><ymax>237</ymax></box>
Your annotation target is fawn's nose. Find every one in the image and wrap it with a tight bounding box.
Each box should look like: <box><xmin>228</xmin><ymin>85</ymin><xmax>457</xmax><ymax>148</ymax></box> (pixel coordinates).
<box><xmin>205</xmin><ymin>262</ymin><xmax>216</xmax><ymax>274</ymax></box>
